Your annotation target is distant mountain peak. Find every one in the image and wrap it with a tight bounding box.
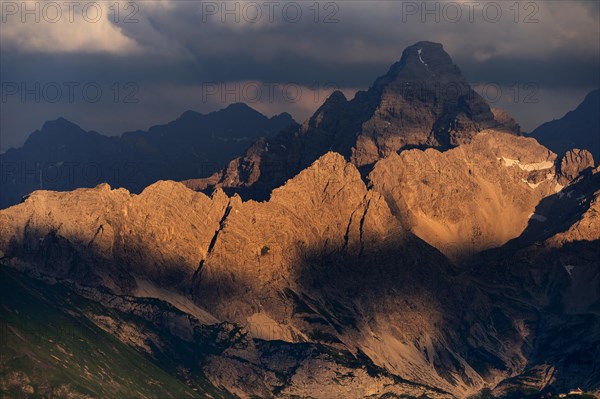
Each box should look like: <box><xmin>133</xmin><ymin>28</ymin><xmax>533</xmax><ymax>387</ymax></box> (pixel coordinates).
<box><xmin>2</xmin><ymin>104</ymin><xmax>296</xmax><ymax>208</ymax></box>
<box><xmin>41</xmin><ymin>117</ymin><xmax>82</xmax><ymax>133</ymax></box>
<box><xmin>269</xmin><ymin>112</ymin><xmax>295</xmax><ymax>125</ymax></box>
<box><xmin>531</xmin><ymin>88</ymin><xmax>600</xmax><ymax>161</ymax></box>
<box><xmin>315</xmin><ymin>90</ymin><xmax>348</xmax><ymax>115</ymax></box>
<box><xmin>224</xmin><ymin>102</ymin><xmax>257</xmax><ymax>113</ymax></box>
<box><xmin>326</xmin><ymin>90</ymin><xmax>348</xmax><ymax>103</ymax></box>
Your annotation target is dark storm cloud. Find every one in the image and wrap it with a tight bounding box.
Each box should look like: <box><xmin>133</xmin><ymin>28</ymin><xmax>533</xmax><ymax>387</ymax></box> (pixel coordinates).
<box><xmin>1</xmin><ymin>0</ymin><xmax>598</xmax><ymax>150</ymax></box>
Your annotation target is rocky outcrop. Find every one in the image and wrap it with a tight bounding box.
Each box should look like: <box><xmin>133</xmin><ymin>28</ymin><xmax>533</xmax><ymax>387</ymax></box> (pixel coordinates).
<box><xmin>0</xmin><ymin>180</ymin><xmax>231</xmax><ymax>292</ymax></box>
<box><xmin>558</xmin><ymin>148</ymin><xmax>595</xmax><ymax>184</ymax></box>
<box><xmin>492</xmin><ymin>108</ymin><xmax>521</xmax><ymax>134</ymax></box>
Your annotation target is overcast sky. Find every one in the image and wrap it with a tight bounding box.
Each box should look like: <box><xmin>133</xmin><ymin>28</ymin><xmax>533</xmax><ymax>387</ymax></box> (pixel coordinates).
<box><xmin>1</xmin><ymin>0</ymin><xmax>598</xmax><ymax>151</ymax></box>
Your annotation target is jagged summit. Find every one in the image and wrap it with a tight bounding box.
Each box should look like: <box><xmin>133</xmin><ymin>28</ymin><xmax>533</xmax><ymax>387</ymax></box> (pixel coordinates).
<box><xmin>189</xmin><ymin>41</ymin><xmax>520</xmax><ymax>200</ymax></box>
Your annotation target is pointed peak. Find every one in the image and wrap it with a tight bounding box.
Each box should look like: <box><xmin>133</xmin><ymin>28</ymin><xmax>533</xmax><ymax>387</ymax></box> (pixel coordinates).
<box><xmin>314</xmin><ymin>151</ymin><xmax>348</xmax><ymax>168</ymax></box>
<box><xmin>408</xmin><ymin>41</ymin><xmax>445</xmax><ymax>50</ymax></box>
<box><xmin>303</xmin><ymin>90</ymin><xmax>348</xmax><ymax>131</ymax></box>
<box><xmin>326</xmin><ymin>90</ymin><xmax>347</xmax><ymax>103</ymax></box>
<box><xmin>318</xmin><ymin>90</ymin><xmax>348</xmax><ymax>112</ymax></box>
<box><xmin>372</xmin><ymin>41</ymin><xmax>462</xmax><ymax>91</ymax></box>
<box><xmin>270</xmin><ymin>151</ymin><xmax>363</xmax><ymax>203</ymax></box>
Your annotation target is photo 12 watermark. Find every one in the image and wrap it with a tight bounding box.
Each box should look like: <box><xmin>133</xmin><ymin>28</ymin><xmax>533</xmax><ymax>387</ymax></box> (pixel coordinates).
<box><xmin>200</xmin><ymin>81</ymin><xmax>341</xmax><ymax>104</ymax></box>
<box><xmin>198</xmin><ymin>1</ymin><xmax>340</xmax><ymax>24</ymax></box>
<box><xmin>1</xmin><ymin>82</ymin><xmax>140</xmax><ymax>104</ymax></box>
<box><xmin>0</xmin><ymin>1</ymin><xmax>139</xmax><ymax>24</ymax></box>
<box><xmin>400</xmin><ymin>1</ymin><xmax>540</xmax><ymax>24</ymax></box>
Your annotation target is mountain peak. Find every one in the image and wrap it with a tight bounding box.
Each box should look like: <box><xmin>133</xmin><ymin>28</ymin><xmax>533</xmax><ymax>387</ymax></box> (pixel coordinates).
<box><xmin>196</xmin><ymin>41</ymin><xmax>517</xmax><ymax>199</ymax></box>
<box><xmin>402</xmin><ymin>41</ymin><xmax>449</xmax><ymax>63</ymax></box>
<box><xmin>380</xmin><ymin>41</ymin><xmax>461</xmax><ymax>85</ymax></box>
<box><xmin>41</xmin><ymin>117</ymin><xmax>82</xmax><ymax>133</ymax></box>
<box><xmin>327</xmin><ymin>90</ymin><xmax>347</xmax><ymax>103</ymax></box>
<box><xmin>531</xmin><ymin>87</ymin><xmax>600</xmax><ymax>161</ymax></box>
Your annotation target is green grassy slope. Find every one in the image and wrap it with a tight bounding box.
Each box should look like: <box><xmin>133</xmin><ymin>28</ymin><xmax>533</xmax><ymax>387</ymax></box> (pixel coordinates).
<box><xmin>0</xmin><ymin>267</ymin><xmax>230</xmax><ymax>399</ymax></box>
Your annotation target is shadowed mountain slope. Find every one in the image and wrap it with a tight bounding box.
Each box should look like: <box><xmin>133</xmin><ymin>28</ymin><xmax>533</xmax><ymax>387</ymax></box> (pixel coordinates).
<box><xmin>530</xmin><ymin>89</ymin><xmax>599</xmax><ymax>161</ymax></box>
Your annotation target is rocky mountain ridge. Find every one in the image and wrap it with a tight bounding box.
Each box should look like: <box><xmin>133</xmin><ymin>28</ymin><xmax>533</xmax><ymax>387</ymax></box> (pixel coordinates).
<box><xmin>185</xmin><ymin>41</ymin><xmax>519</xmax><ymax>201</ymax></box>
<box><xmin>1</xmin><ymin>128</ymin><xmax>598</xmax><ymax>397</ymax></box>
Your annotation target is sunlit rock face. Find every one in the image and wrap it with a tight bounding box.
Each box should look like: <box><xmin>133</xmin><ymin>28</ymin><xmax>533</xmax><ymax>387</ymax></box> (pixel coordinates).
<box><xmin>3</xmin><ymin>133</ymin><xmax>597</xmax><ymax>397</ymax></box>
<box><xmin>369</xmin><ymin>131</ymin><xmax>559</xmax><ymax>261</ymax></box>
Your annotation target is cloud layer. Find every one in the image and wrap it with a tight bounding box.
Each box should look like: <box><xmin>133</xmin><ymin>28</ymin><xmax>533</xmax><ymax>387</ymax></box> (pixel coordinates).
<box><xmin>1</xmin><ymin>0</ymin><xmax>598</xmax><ymax>150</ymax></box>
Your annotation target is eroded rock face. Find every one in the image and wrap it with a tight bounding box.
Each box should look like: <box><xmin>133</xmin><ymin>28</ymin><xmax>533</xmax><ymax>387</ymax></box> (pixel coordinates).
<box><xmin>369</xmin><ymin>131</ymin><xmax>558</xmax><ymax>260</ymax></box>
<box><xmin>185</xmin><ymin>41</ymin><xmax>519</xmax><ymax>201</ymax></box>
<box><xmin>558</xmin><ymin>148</ymin><xmax>595</xmax><ymax>184</ymax></box>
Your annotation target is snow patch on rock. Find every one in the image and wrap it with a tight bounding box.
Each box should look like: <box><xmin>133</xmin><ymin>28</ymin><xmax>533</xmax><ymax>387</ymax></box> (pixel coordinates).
<box><xmin>499</xmin><ymin>157</ymin><xmax>554</xmax><ymax>171</ymax></box>
<box><xmin>418</xmin><ymin>48</ymin><xmax>428</xmax><ymax>66</ymax></box>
